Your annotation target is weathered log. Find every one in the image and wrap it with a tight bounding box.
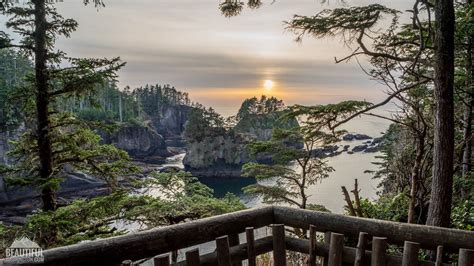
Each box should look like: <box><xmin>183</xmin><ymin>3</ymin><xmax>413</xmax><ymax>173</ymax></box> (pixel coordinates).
<box><xmin>324</xmin><ymin>231</ymin><xmax>331</xmax><ymax>266</ymax></box>
<box><xmin>371</xmin><ymin>237</ymin><xmax>387</xmax><ymax>266</ymax></box>
<box><xmin>284</xmin><ymin>237</ymin><xmax>451</xmax><ymax>266</ymax></box>
<box><xmin>11</xmin><ymin>207</ymin><xmax>273</xmax><ymax>266</ymax></box>
<box><xmin>174</xmin><ymin>236</ymin><xmax>273</xmax><ymax>266</ymax></box>
<box><xmin>228</xmin><ymin>233</ymin><xmax>242</xmax><ymax>266</ymax></box>
<box><xmin>402</xmin><ymin>241</ymin><xmax>420</xmax><ymax>266</ymax></box>
<box><xmin>435</xmin><ymin>246</ymin><xmax>443</xmax><ymax>266</ymax></box>
<box><xmin>328</xmin><ymin>233</ymin><xmax>344</xmax><ymax>266</ymax></box>
<box><xmin>273</xmin><ymin>206</ymin><xmax>474</xmax><ymax>250</ymax></box>
<box><xmin>272</xmin><ymin>224</ymin><xmax>286</xmax><ymax>266</ymax></box>
<box><xmin>245</xmin><ymin>227</ymin><xmax>256</xmax><ymax>266</ymax></box>
<box><xmin>154</xmin><ymin>254</ymin><xmax>170</xmax><ymax>266</ymax></box>
<box><xmin>199</xmin><ymin>236</ymin><xmax>273</xmax><ymax>266</ymax></box>
<box><xmin>351</xmin><ymin>179</ymin><xmax>364</xmax><ymax>217</ymax></box>
<box><xmin>185</xmin><ymin>249</ymin><xmax>200</xmax><ymax>266</ymax></box>
<box><xmin>216</xmin><ymin>236</ymin><xmax>231</xmax><ymax>266</ymax></box>
<box><xmin>354</xmin><ymin>232</ymin><xmax>368</xmax><ymax>266</ymax></box>
<box><xmin>5</xmin><ymin>206</ymin><xmax>474</xmax><ymax>266</ymax></box>
<box><xmin>308</xmin><ymin>225</ymin><xmax>317</xmax><ymax>266</ymax></box>
<box><xmin>342</xmin><ymin>186</ymin><xmax>356</xmax><ymax>216</ymax></box>
<box><xmin>458</xmin><ymin>249</ymin><xmax>474</xmax><ymax>266</ymax></box>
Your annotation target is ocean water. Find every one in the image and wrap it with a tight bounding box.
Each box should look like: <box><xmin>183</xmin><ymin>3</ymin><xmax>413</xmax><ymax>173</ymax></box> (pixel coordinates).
<box><xmin>156</xmin><ymin>115</ymin><xmax>390</xmax><ymax>214</ymax></box>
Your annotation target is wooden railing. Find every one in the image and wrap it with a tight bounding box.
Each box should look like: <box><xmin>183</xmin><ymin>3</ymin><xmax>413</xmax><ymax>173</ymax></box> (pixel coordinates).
<box><xmin>1</xmin><ymin>206</ymin><xmax>473</xmax><ymax>266</ymax></box>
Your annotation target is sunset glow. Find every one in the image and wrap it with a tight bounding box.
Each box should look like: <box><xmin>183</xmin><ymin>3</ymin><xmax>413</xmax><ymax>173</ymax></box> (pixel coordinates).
<box><xmin>263</xmin><ymin>80</ymin><xmax>274</xmax><ymax>90</ymax></box>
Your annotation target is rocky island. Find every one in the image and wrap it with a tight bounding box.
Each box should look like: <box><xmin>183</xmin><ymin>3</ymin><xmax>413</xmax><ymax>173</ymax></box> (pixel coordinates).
<box><xmin>183</xmin><ymin>96</ymin><xmax>300</xmax><ymax>178</ymax></box>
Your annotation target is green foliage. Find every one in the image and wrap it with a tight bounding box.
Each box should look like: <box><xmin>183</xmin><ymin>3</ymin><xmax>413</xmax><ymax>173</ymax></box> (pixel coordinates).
<box><xmin>0</xmin><ymin>49</ymin><xmax>33</xmax><ymax>128</ymax></box>
<box><xmin>0</xmin><ymin>1</ymin><xmax>144</xmax><ymax>211</ymax></box>
<box><xmin>219</xmin><ymin>0</ymin><xmax>244</xmax><ymax>17</ymax></box>
<box><xmin>183</xmin><ymin>106</ymin><xmax>225</xmax><ymax>142</ymax></box>
<box><xmin>236</xmin><ymin>95</ymin><xmax>284</xmax><ymax>120</ymax></box>
<box><xmin>242</xmin><ymin>101</ymin><xmax>377</xmax><ymax>210</ymax></box>
<box><xmin>133</xmin><ymin>84</ymin><xmax>192</xmax><ymax>117</ymax></box>
<box><xmin>76</xmin><ymin>108</ymin><xmax>115</xmax><ymax>122</ymax></box>
<box><xmin>3</xmin><ymin>112</ymin><xmax>138</xmax><ymax>189</ymax></box>
<box><xmin>451</xmin><ymin>200</ymin><xmax>474</xmax><ymax>231</ymax></box>
<box><xmin>356</xmin><ymin>193</ymin><xmax>409</xmax><ymax>222</ymax></box>
<box><xmin>367</xmin><ymin>124</ymin><xmax>417</xmax><ymax>194</ymax></box>
<box><xmin>242</xmin><ymin>126</ymin><xmax>333</xmax><ymax>209</ymax></box>
<box><xmin>286</xmin><ymin>5</ymin><xmax>400</xmax><ymax>42</ymax></box>
<box><xmin>0</xmin><ymin>172</ymin><xmax>244</xmax><ymax>249</ymax></box>
<box><xmin>285</xmin><ymin>101</ymin><xmax>372</xmax><ymax>133</ymax></box>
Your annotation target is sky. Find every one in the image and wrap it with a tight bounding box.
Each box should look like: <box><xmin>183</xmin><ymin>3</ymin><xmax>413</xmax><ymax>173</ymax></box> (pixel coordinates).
<box><xmin>6</xmin><ymin>0</ymin><xmax>414</xmax><ymax>116</ymax></box>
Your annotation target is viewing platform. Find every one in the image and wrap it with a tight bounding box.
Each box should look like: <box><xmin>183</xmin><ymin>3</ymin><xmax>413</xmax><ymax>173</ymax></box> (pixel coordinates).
<box><xmin>2</xmin><ymin>206</ymin><xmax>473</xmax><ymax>266</ymax></box>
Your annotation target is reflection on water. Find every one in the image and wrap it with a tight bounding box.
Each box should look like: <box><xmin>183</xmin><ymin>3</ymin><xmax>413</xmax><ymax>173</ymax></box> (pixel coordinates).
<box><xmin>198</xmin><ymin>176</ymin><xmax>256</xmax><ymax>198</ymax></box>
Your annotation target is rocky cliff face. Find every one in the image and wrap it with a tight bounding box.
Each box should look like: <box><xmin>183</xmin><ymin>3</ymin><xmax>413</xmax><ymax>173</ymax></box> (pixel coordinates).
<box><xmin>102</xmin><ymin>122</ymin><xmax>171</xmax><ymax>163</ymax></box>
<box><xmin>183</xmin><ymin>132</ymin><xmax>255</xmax><ymax>178</ymax></box>
<box><xmin>183</xmin><ymin>112</ymin><xmax>299</xmax><ymax>178</ymax></box>
<box><xmin>152</xmin><ymin>105</ymin><xmax>191</xmax><ymax>138</ymax></box>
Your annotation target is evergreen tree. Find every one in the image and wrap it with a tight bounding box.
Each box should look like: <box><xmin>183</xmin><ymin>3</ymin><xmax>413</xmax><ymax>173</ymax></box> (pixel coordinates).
<box><xmin>242</xmin><ymin>101</ymin><xmax>370</xmax><ymax>211</ymax></box>
<box><xmin>0</xmin><ymin>0</ymin><xmax>130</xmax><ymax>211</ymax></box>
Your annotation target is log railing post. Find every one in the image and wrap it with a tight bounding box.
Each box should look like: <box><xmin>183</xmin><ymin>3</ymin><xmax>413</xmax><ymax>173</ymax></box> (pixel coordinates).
<box><xmin>246</xmin><ymin>227</ymin><xmax>256</xmax><ymax>266</ymax></box>
<box><xmin>434</xmin><ymin>246</ymin><xmax>444</xmax><ymax>266</ymax></box>
<box><xmin>354</xmin><ymin>232</ymin><xmax>368</xmax><ymax>266</ymax></box>
<box><xmin>458</xmin><ymin>249</ymin><xmax>474</xmax><ymax>266</ymax></box>
<box><xmin>324</xmin><ymin>231</ymin><xmax>331</xmax><ymax>266</ymax></box>
<box><xmin>328</xmin><ymin>232</ymin><xmax>344</xmax><ymax>266</ymax></box>
<box><xmin>308</xmin><ymin>225</ymin><xmax>317</xmax><ymax>266</ymax></box>
<box><xmin>371</xmin><ymin>237</ymin><xmax>387</xmax><ymax>266</ymax></box>
<box><xmin>153</xmin><ymin>254</ymin><xmax>170</xmax><ymax>266</ymax></box>
<box><xmin>402</xmin><ymin>241</ymin><xmax>420</xmax><ymax>266</ymax></box>
<box><xmin>229</xmin><ymin>233</ymin><xmax>242</xmax><ymax>266</ymax></box>
<box><xmin>272</xmin><ymin>224</ymin><xmax>286</xmax><ymax>266</ymax></box>
<box><xmin>216</xmin><ymin>236</ymin><xmax>232</xmax><ymax>266</ymax></box>
<box><xmin>185</xmin><ymin>248</ymin><xmax>200</xmax><ymax>266</ymax></box>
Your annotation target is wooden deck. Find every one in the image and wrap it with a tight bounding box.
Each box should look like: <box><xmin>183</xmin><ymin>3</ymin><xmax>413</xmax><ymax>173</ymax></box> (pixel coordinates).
<box><xmin>2</xmin><ymin>206</ymin><xmax>473</xmax><ymax>266</ymax></box>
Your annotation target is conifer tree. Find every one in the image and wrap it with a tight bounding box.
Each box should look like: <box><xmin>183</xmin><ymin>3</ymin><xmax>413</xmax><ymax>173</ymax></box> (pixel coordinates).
<box><xmin>0</xmin><ymin>0</ymin><xmax>133</xmax><ymax>211</ymax></box>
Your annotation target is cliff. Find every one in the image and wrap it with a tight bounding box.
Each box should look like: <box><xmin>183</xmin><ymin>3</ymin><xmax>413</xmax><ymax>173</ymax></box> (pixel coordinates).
<box><xmin>183</xmin><ymin>111</ymin><xmax>299</xmax><ymax>178</ymax></box>
<box><xmin>102</xmin><ymin>122</ymin><xmax>171</xmax><ymax>163</ymax></box>
<box><xmin>151</xmin><ymin>105</ymin><xmax>191</xmax><ymax>139</ymax></box>
<box><xmin>183</xmin><ymin>131</ymin><xmax>255</xmax><ymax>178</ymax></box>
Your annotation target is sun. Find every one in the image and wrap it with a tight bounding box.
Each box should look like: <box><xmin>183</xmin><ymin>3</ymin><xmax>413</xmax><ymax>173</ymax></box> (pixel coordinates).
<box><xmin>263</xmin><ymin>80</ymin><xmax>274</xmax><ymax>90</ymax></box>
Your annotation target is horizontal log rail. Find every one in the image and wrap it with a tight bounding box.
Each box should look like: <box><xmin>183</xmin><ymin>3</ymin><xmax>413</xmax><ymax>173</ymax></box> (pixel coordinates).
<box><xmin>273</xmin><ymin>206</ymin><xmax>474</xmax><ymax>250</ymax></box>
<box><xmin>1</xmin><ymin>207</ymin><xmax>274</xmax><ymax>266</ymax></box>
<box><xmin>1</xmin><ymin>206</ymin><xmax>473</xmax><ymax>266</ymax></box>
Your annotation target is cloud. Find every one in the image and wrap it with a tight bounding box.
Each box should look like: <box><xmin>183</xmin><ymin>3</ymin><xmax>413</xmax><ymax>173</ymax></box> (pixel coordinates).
<box><xmin>3</xmin><ymin>0</ymin><xmax>413</xmax><ymax>115</ymax></box>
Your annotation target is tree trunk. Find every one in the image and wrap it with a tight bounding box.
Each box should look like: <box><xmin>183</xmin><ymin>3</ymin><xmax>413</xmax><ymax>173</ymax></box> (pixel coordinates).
<box><xmin>33</xmin><ymin>0</ymin><xmax>56</xmax><ymax>211</ymax></box>
<box><xmin>426</xmin><ymin>0</ymin><xmax>455</xmax><ymax>228</ymax></box>
<box><xmin>461</xmin><ymin>7</ymin><xmax>473</xmax><ymax>192</ymax></box>
<box><xmin>408</xmin><ymin>133</ymin><xmax>425</xmax><ymax>224</ymax></box>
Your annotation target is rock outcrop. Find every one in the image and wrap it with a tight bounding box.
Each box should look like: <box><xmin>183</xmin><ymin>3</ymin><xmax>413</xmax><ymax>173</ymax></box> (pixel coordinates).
<box><xmin>0</xmin><ymin>168</ymin><xmax>109</xmax><ymax>224</ymax></box>
<box><xmin>183</xmin><ymin>132</ymin><xmax>254</xmax><ymax>178</ymax></box>
<box><xmin>102</xmin><ymin>122</ymin><xmax>171</xmax><ymax>163</ymax></box>
<box><xmin>183</xmin><ymin>110</ymin><xmax>300</xmax><ymax>178</ymax></box>
<box><xmin>342</xmin><ymin>133</ymin><xmax>372</xmax><ymax>141</ymax></box>
<box><xmin>352</xmin><ymin>144</ymin><xmax>369</xmax><ymax>152</ymax></box>
<box><xmin>152</xmin><ymin>105</ymin><xmax>192</xmax><ymax>138</ymax></box>
<box><xmin>311</xmin><ymin>145</ymin><xmax>340</xmax><ymax>158</ymax></box>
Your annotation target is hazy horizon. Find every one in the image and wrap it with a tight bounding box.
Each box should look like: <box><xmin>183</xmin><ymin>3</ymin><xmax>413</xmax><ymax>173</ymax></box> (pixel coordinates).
<box><xmin>4</xmin><ymin>0</ymin><xmax>415</xmax><ymax>116</ymax></box>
